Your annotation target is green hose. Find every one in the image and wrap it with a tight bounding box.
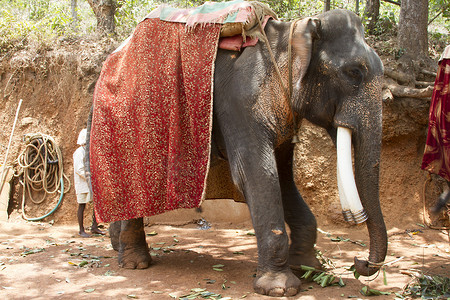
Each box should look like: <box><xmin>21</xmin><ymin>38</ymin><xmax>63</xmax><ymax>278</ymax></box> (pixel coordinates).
<box><xmin>21</xmin><ymin>177</ymin><xmax>64</xmax><ymax>221</ymax></box>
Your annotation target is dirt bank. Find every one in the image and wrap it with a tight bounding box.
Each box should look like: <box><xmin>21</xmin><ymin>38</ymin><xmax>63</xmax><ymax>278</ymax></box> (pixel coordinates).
<box><xmin>0</xmin><ymin>35</ymin><xmax>448</xmax><ymax>299</ymax></box>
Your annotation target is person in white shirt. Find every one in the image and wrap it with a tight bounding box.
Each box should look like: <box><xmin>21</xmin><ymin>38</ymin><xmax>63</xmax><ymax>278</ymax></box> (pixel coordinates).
<box><xmin>73</xmin><ymin>128</ymin><xmax>104</xmax><ymax>237</ymax></box>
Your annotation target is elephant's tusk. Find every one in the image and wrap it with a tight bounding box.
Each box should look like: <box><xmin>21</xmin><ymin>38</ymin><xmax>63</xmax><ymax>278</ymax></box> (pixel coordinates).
<box><xmin>336</xmin><ymin>127</ymin><xmax>367</xmax><ymax>224</ymax></box>
<box><xmin>337</xmin><ymin>165</ymin><xmax>353</xmax><ymax>222</ymax></box>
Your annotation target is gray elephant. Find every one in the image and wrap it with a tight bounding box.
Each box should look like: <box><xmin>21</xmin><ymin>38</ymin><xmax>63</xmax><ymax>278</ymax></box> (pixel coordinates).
<box><xmin>86</xmin><ymin>8</ymin><xmax>386</xmax><ymax>297</ymax></box>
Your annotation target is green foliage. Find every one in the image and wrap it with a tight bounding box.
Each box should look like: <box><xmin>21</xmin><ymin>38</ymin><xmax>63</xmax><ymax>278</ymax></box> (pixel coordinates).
<box><xmin>400</xmin><ymin>273</ymin><xmax>450</xmax><ymax>299</ymax></box>
<box><xmin>0</xmin><ymin>0</ymin><xmax>449</xmax><ymax>52</ymax></box>
<box><xmin>0</xmin><ymin>0</ymin><xmax>96</xmax><ymax>52</ymax></box>
<box><xmin>429</xmin><ymin>0</ymin><xmax>450</xmax><ymax>33</ymax></box>
<box><xmin>430</xmin><ymin>0</ymin><xmax>450</xmax><ymax>18</ymax></box>
<box><xmin>300</xmin><ymin>265</ymin><xmax>344</xmax><ymax>288</ymax></box>
<box><xmin>115</xmin><ymin>0</ymin><xmax>158</xmax><ymax>36</ymax></box>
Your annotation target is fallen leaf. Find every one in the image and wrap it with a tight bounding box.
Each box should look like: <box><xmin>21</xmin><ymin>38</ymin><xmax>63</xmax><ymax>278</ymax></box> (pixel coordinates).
<box><xmin>79</xmin><ymin>260</ymin><xmax>88</xmax><ymax>267</ymax></box>
<box><xmin>360</xmin><ymin>286</ymin><xmax>391</xmax><ymax>296</ymax></box>
<box><xmin>204</xmin><ymin>279</ymin><xmax>216</xmax><ymax>284</ymax></box>
<box><xmin>84</xmin><ymin>288</ymin><xmax>95</xmax><ymax>293</ymax></box>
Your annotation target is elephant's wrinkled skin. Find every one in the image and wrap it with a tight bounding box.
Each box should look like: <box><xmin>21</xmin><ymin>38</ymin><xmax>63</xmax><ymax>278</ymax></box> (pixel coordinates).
<box><xmin>87</xmin><ymin>9</ymin><xmax>387</xmax><ymax>297</ymax></box>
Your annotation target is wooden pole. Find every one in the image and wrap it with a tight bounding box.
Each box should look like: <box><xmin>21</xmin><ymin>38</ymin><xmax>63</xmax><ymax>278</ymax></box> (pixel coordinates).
<box><xmin>0</xmin><ymin>99</ymin><xmax>22</xmax><ymax>189</ymax></box>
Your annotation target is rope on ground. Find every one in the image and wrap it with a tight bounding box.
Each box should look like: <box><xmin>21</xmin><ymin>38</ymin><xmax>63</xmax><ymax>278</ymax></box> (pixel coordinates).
<box><xmin>15</xmin><ymin>133</ymin><xmax>70</xmax><ymax>221</ymax></box>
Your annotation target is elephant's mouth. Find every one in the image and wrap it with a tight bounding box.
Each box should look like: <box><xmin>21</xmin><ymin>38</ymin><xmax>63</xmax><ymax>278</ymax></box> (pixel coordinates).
<box><xmin>336</xmin><ymin>126</ymin><xmax>367</xmax><ymax>224</ymax></box>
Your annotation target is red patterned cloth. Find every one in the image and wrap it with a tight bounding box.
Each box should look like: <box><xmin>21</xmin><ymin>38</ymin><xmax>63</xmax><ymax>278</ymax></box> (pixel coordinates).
<box><xmin>422</xmin><ymin>54</ymin><xmax>450</xmax><ymax>181</ymax></box>
<box><xmin>90</xmin><ymin>18</ymin><xmax>221</xmax><ymax>223</ymax></box>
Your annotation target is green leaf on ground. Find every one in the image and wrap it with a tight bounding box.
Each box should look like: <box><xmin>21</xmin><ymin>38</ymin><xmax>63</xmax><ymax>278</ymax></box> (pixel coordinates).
<box><xmin>79</xmin><ymin>260</ymin><xmax>88</xmax><ymax>267</ymax></box>
<box><xmin>361</xmin><ymin>286</ymin><xmax>391</xmax><ymax>296</ymax></box>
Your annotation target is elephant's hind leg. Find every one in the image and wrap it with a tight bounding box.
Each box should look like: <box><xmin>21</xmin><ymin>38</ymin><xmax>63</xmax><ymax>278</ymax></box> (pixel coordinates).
<box><xmin>118</xmin><ymin>218</ymin><xmax>151</xmax><ymax>269</ymax></box>
<box><xmin>109</xmin><ymin>221</ymin><xmax>121</xmax><ymax>251</ymax></box>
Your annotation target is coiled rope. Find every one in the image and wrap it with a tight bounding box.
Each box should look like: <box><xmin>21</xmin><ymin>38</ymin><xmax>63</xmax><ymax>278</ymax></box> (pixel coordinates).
<box><xmin>16</xmin><ymin>133</ymin><xmax>70</xmax><ymax>221</ymax></box>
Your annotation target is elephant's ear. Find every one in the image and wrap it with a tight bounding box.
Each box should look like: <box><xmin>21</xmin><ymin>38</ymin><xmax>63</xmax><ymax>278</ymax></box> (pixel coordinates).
<box><xmin>292</xmin><ymin>17</ymin><xmax>321</xmax><ymax>82</ymax></box>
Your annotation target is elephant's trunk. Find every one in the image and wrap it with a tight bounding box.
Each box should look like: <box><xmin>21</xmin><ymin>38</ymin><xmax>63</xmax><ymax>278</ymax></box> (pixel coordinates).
<box><xmin>352</xmin><ymin>123</ymin><xmax>387</xmax><ymax>276</ymax></box>
<box><xmin>334</xmin><ymin>122</ymin><xmax>387</xmax><ymax>276</ymax></box>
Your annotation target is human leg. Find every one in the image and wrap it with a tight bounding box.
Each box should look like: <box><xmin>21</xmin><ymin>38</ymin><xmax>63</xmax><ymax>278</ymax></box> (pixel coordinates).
<box><xmin>77</xmin><ymin>203</ymin><xmax>90</xmax><ymax>237</ymax></box>
<box><xmin>91</xmin><ymin>209</ymin><xmax>105</xmax><ymax>235</ymax></box>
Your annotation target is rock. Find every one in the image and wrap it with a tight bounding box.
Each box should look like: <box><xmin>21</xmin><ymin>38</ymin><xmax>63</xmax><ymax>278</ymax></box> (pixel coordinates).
<box><xmin>20</xmin><ymin>117</ymin><xmax>39</xmax><ymax>128</ymax></box>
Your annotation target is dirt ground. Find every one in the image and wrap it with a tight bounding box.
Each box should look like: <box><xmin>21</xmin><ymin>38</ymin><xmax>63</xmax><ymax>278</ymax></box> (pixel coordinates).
<box><xmin>0</xmin><ymin>32</ymin><xmax>449</xmax><ymax>299</ymax></box>
<box><xmin>0</xmin><ymin>218</ymin><xmax>448</xmax><ymax>299</ymax></box>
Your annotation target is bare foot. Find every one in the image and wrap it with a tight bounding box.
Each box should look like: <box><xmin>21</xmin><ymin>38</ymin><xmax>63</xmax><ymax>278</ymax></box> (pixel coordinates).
<box><xmin>91</xmin><ymin>228</ymin><xmax>106</xmax><ymax>235</ymax></box>
<box><xmin>79</xmin><ymin>231</ymin><xmax>91</xmax><ymax>238</ymax></box>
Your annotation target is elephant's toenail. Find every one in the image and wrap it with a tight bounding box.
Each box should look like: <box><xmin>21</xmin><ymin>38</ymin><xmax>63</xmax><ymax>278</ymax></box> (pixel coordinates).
<box><xmin>268</xmin><ymin>288</ymin><xmax>284</xmax><ymax>297</ymax></box>
<box><xmin>286</xmin><ymin>287</ymin><xmax>298</xmax><ymax>296</ymax></box>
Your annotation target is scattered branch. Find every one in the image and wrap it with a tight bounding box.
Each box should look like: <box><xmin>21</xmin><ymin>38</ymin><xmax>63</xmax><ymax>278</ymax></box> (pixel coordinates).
<box><xmin>382</xmin><ymin>0</ymin><xmax>401</xmax><ymax>6</ymax></box>
<box><xmin>429</xmin><ymin>8</ymin><xmax>445</xmax><ymax>26</ymax></box>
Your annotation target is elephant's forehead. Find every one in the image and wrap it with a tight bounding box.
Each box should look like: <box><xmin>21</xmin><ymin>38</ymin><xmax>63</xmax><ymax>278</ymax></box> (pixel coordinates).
<box><xmin>321</xmin><ymin>9</ymin><xmax>364</xmax><ymax>37</ymax></box>
<box><xmin>319</xmin><ymin>41</ymin><xmax>382</xmax><ymax>75</ymax></box>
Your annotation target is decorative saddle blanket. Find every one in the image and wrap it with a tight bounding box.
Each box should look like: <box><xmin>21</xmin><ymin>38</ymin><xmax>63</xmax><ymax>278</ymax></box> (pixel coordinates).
<box><xmin>90</xmin><ymin>0</ymin><xmax>272</xmax><ymax>222</ymax></box>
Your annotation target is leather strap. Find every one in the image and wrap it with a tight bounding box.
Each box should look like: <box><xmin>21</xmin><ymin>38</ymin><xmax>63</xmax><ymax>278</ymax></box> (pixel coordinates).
<box><xmin>257</xmin><ymin>14</ymin><xmax>300</xmax><ymax>142</ymax></box>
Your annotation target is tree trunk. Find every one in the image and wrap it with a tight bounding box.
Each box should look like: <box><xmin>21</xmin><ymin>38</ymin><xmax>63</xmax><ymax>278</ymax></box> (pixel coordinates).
<box><xmin>324</xmin><ymin>0</ymin><xmax>331</xmax><ymax>12</ymax></box>
<box><xmin>355</xmin><ymin>0</ymin><xmax>359</xmax><ymax>15</ymax></box>
<box><xmin>398</xmin><ymin>0</ymin><xmax>429</xmax><ymax>59</ymax></box>
<box><xmin>71</xmin><ymin>0</ymin><xmax>78</xmax><ymax>31</ymax></box>
<box><xmin>363</xmin><ymin>0</ymin><xmax>380</xmax><ymax>34</ymax></box>
<box><xmin>86</xmin><ymin>0</ymin><xmax>117</xmax><ymax>35</ymax></box>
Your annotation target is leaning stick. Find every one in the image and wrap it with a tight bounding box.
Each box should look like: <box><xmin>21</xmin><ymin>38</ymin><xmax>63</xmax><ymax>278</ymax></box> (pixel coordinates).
<box><xmin>0</xmin><ymin>99</ymin><xmax>23</xmax><ymax>190</ymax></box>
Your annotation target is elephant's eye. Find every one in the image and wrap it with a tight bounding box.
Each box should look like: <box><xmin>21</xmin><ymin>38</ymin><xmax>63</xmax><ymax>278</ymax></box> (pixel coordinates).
<box><xmin>343</xmin><ymin>66</ymin><xmax>364</xmax><ymax>86</ymax></box>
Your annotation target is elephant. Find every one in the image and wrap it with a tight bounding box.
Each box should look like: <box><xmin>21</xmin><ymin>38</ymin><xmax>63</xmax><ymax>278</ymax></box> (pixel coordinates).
<box><xmin>86</xmin><ymin>8</ymin><xmax>387</xmax><ymax>297</ymax></box>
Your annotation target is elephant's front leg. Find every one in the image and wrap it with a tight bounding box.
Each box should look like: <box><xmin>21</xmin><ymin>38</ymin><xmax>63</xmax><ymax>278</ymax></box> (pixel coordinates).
<box><xmin>276</xmin><ymin>143</ymin><xmax>322</xmax><ymax>272</ymax></box>
<box><xmin>116</xmin><ymin>218</ymin><xmax>151</xmax><ymax>269</ymax></box>
<box><xmin>229</xmin><ymin>147</ymin><xmax>300</xmax><ymax>297</ymax></box>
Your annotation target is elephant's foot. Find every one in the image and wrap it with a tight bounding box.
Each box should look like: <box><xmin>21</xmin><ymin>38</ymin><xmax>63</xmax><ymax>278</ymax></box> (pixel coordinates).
<box><xmin>119</xmin><ymin>244</ymin><xmax>152</xmax><ymax>269</ymax></box>
<box><xmin>254</xmin><ymin>270</ymin><xmax>301</xmax><ymax>297</ymax></box>
<box><xmin>289</xmin><ymin>248</ymin><xmax>323</xmax><ymax>276</ymax></box>
<box><xmin>109</xmin><ymin>221</ymin><xmax>121</xmax><ymax>251</ymax></box>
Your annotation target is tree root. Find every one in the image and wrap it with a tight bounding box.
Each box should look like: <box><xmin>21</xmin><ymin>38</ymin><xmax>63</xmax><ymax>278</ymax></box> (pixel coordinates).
<box><xmin>383</xmin><ymin>82</ymin><xmax>433</xmax><ymax>100</ymax></box>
